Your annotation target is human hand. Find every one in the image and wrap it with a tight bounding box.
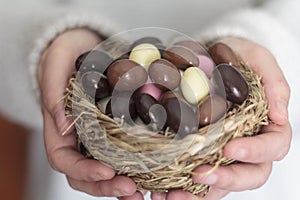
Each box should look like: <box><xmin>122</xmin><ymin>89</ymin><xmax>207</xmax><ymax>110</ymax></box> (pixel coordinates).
<box><xmin>151</xmin><ymin>37</ymin><xmax>292</xmax><ymax>200</ymax></box>
<box><xmin>38</xmin><ymin>28</ymin><xmax>140</xmax><ymax>198</ymax></box>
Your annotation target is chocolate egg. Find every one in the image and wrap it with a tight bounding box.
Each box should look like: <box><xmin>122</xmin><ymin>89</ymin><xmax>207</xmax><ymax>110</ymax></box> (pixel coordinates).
<box><xmin>159</xmin><ymin>91</ymin><xmax>182</xmax><ymax>105</ymax></box>
<box><xmin>180</xmin><ymin>67</ymin><xmax>210</xmax><ymax>105</ymax></box>
<box><xmin>174</xmin><ymin>40</ymin><xmax>207</xmax><ymax>55</ymax></box>
<box><xmin>131</xmin><ymin>37</ymin><xmax>166</xmax><ymax>56</ymax></box>
<box><xmin>208</xmin><ymin>42</ymin><xmax>239</xmax><ymax>67</ymax></box>
<box><xmin>107</xmin><ymin>59</ymin><xmax>148</xmax><ymax>91</ymax></box>
<box><xmin>106</xmin><ymin>92</ymin><xmax>137</xmax><ymax>122</ymax></box>
<box><xmin>197</xmin><ymin>55</ymin><xmax>215</xmax><ymax>78</ymax></box>
<box><xmin>148</xmin><ymin>59</ymin><xmax>181</xmax><ymax>90</ymax></box>
<box><xmin>129</xmin><ymin>43</ymin><xmax>161</xmax><ymax>70</ymax></box>
<box><xmin>198</xmin><ymin>94</ymin><xmax>227</xmax><ymax>126</ymax></box>
<box><xmin>75</xmin><ymin>50</ymin><xmax>113</xmax><ymax>74</ymax></box>
<box><xmin>162</xmin><ymin>97</ymin><xmax>198</xmax><ymax>138</ymax></box>
<box><xmin>138</xmin><ymin>83</ymin><xmax>163</xmax><ymax>101</ymax></box>
<box><xmin>131</xmin><ymin>37</ymin><xmax>161</xmax><ymax>49</ymax></box>
<box><xmin>163</xmin><ymin>46</ymin><xmax>199</xmax><ymax>70</ymax></box>
<box><xmin>135</xmin><ymin>94</ymin><xmax>166</xmax><ymax>129</ymax></box>
<box><xmin>81</xmin><ymin>71</ymin><xmax>110</xmax><ymax>100</ymax></box>
<box><xmin>211</xmin><ymin>64</ymin><xmax>249</xmax><ymax>104</ymax></box>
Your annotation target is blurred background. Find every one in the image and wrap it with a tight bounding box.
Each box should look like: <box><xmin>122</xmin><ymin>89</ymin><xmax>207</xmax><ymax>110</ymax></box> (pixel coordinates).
<box><xmin>0</xmin><ymin>0</ymin><xmax>299</xmax><ymax>200</ymax></box>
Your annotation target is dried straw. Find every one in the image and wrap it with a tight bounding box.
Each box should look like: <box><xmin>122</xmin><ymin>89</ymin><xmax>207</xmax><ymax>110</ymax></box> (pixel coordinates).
<box><xmin>64</xmin><ymin>61</ymin><xmax>268</xmax><ymax>195</ymax></box>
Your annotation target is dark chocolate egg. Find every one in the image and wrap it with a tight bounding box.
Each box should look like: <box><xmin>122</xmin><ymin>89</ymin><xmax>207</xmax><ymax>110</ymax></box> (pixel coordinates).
<box><xmin>198</xmin><ymin>94</ymin><xmax>227</xmax><ymax>126</ymax></box>
<box><xmin>208</xmin><ymin>42</ymin><xmax>239</xmax><ymax>67</ymax></box>
<box><xmin>174</xmin><ymin>40</ymin><xmax>207</xmax><ymax>55</ymax></box>
<box><xmin>131</xmin><ymin>37</ymin><xmax>162</xmax><ymax>49</ymax></box>
<box><xmin>75</xmin><ymin>50</ymin><xmax>113</xmax><ymax>74</ymax></box>
<box><xmin>211</xmin><ymin>64</ymin><xmax>249</xmax><ymax>104</ymax></box>
<box><xmin>163</xmin><ymin>46</ymin><xmax>199</xmax><ymax>70</ymax></box>
<box><xmin>135</xmin><ymin>94</ymin><xmax>166</xmax><ymax>130</ymax></box>
<box><xmin>148</xmin><ymin>59</ymin><xmax>181</xmax><ymax>90</ymax></box>
<box><xmin>105</xmin><ymin>92</ymin><xmax>137</xmax><ymax>122</ymax></box>
<box><xmin>162</xmin><ymin>97</ymin><xmax>198</xmax><ymax>138</ymax></box>
<box><xmin>81</xmin><ymin>71</ymin><xmax>110</xmax><ymax>100</ymax></box>
<box><xmin>107</xmin><ymin>59</ymin><xmax>148</xmax><ymax>91</ymax></box>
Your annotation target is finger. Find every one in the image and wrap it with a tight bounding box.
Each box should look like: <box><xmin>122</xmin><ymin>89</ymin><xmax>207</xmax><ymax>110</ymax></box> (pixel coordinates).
<box><xmin>166</xmin><ymin>189</ymin><xmax>199</xmax><ymax>200</ymax></box>
<box><xmin>220</xmin><ymin>37</ymin><xmax>290</xmax><ymax>125</ymax></box>
<box><xmin>44</xmin><ymin>109</ymin><xmax>115</xmax><ymax>182</ymax></box>
<box><xmin>223</xmin><ymin>122</ymin><xmax>292</xmax><ymax>163</ymax></box>
<box><xmin>118</xmin><ymin>191</ymin><xmax>145</xmax><ymax>200</ymax></box>
<box><xmin>151</xmin><ymin>192</ymin><xmax>167</xmax><ymax>200</ymax></box>
<box><xmin>193</xmin><ymin>162</ymin><xmax>272</xmax><ymax>191</ymax></box>
<box><xmin>67</xmin><ymin>176</ymin><xmax>137</xmax><ymax>197</ymax></box>
<box><xmin>202</xmin><ymin>188</ymin><xmax>229</xmax><ymax>200</ymax></box>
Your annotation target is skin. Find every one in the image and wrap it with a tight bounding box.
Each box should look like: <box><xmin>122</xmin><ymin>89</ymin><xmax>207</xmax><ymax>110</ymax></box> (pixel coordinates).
<box><xmin>38</xmin><ymin>29</ymin><xmax>291</xmax><ymax>200</ymax></box>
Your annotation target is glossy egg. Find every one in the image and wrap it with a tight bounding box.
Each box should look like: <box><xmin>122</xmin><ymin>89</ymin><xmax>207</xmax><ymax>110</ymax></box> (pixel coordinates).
<box><xmin>105</xmin><ymin>92</ymin><xmax>137</xmax><ymax>123</ymax></box>
<box><xmin>129</xmin><ymin>43</ymin><xmax>161</xmax><ymax>70</ymax></box>
<box><xmin>208</xmin><ymin>42</ymin><xmax>239</xmax><ymax>67</ymax></box>
<box><xmin>198</xmin><ymin>94</ymin><xmax>227</xmax><ymax>126</ymax></box>
<box><xmin>162</xmin><ymin>97</ymin><xmax>198</xmax><ymax>138</ymax></box>
<box><xmin>180</xmin><ymin>67</ymin><xmax>210</xmax><ymax>104</ymax></box>
<box><xmin>148</xmin><ymin>59</ymin><xmax>181</xmax><ymax>90</ymax></box>
<box><xmin>81</xmin><ymin>71</ymin><xmax>110</xmax><ymax>100</ymax></box>
<box><xmin>174</xmin><ymin>40</ymin><xmax>207</xmax><ymax>55</ymax></box>
<box><xmin>75</xmin><ymin>50</ymin><xmax>113</xmax><ymax>74</ymax></box>
<box><xmin>163</xmin><ymin>46</ymin><xmax>199</xmax><ymax>70</ymax></box>
<box><xmin>107</xmin><ymin>59</ymin><xmax>148</xmax><ymax>91</ymax></box>
<box><xmin>211</xmin><ymin>64</ymin><xmax>249</xmax><ymax>104</ymax></box>
<box><xmin>197</xmin><ymin>55</ymin><xmax>215</xmax><ymax>78</ymax></box>
<box><xmin>138</xmin><ymin>83</ymin><xmax>163</xmax><ymax>101</ymax></box>
<box><xmin>135</xmin><ymin>94</ymin><xmax>167</xmax><ymax>130</ymax></box>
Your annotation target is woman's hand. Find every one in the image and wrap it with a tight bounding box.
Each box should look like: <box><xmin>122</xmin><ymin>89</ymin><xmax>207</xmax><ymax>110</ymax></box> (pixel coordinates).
<box><xmin>38</xmin><ymin>29</ymin><xmax>140</xmax><ymax>198</ymax></box>
<box><xmin>151</xmin><ymin>37</ymin><xmax>292</xmax><ymax>200</ymax></box>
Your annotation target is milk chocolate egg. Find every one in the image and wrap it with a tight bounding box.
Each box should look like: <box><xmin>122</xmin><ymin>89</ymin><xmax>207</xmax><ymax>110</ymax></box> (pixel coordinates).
<box><xmin>163</xmin><ymin>46</ymin><xmax>199</xmax><ymax>70</ymax></box>
<box><xmin>162</xmin><ymin>97</ymin><xmax>198</xmax><ymax>138</ymax></box>
<box><xmin>198</xmin><ymin>94</ymin><xmax>227</xmax><ymax>126</ymax></box>
<box><xmin>107</xmin><ymin>59</ymin><xmax>148</xmax><ymax>91</ymax></box>
<box><xmin>174</xmin><ymin>40</ymin><xmax>207</xmax><ymax>55</ymax></box>
<box><xmin>211</xmin><ymin>64</ymin><xmax>249</xmax><ymax>104</ymax></box>
<box><xmin>208</xmin><ymin>42</ymin><xmax>239</xmax><ymax>67</ymax></box>
<box><xmin>129</xmin><ymin>43</ymin><xmax>161</xmax><ymax>70</ymax></box>
<box><xmin>148</xmin><ymin>59</ymin><xmax>181</xmax><ymax>90</ymax></box>
<box><xmin>75</xmin><ymin>50</ymin><xmax>113</xmax><ymax>74</ymax></box>
<box><xmin>81</xmin><ymin>71</ymin><xmax>110</xmax><ymax>100</ymax></box>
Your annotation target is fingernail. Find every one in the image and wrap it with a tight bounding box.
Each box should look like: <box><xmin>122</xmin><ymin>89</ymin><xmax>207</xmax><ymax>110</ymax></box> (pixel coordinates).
<box><xmin>276</xmin><ymin>100</ymin><xmax>288</xmax><ymax>121</ymax></box>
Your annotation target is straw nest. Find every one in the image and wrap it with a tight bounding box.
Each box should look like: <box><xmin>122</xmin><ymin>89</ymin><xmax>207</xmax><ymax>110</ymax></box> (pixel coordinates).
<box><xmin>64</xmin><ymin>60</ymin><xmax>269</xmax><ymax>195</ymax></box>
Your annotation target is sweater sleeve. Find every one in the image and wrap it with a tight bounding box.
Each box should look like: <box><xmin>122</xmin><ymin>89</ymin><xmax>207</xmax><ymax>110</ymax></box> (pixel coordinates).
<box><xmin>29</xmin><ymin>11</ymin><xmax>122</xmax><ymax>101</ymax></box>
<box><xmin>0</xmin><ymin>8</ymin><xmax>122</xmax><ymax>130</ymax></box>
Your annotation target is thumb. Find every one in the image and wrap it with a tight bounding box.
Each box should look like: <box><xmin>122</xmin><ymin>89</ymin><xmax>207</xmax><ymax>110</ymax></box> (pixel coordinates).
<box><xmin>39</xmin><ymin>29</ymin><xmax>102</xmax><ymax>134</ymax></box>
<box><xmin>218</xmin><ymin>37</ymin><xmax>290</xmax><ymax>125</ymax></box>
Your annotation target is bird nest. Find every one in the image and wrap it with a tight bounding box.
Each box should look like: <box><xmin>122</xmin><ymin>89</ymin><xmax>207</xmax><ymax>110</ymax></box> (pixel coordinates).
<box><xmin>64</xmin><ymin>59</ymin><xmax>268</xmax><ymax>195</ymax></box>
